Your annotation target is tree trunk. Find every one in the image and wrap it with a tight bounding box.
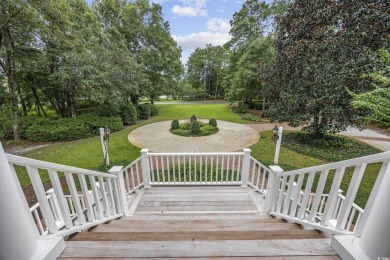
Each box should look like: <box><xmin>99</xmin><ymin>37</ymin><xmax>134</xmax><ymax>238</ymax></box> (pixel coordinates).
<box><xmin>4</xmin><ymin>28</ymin><xmax>20</xmax><ymax>141</ymax></box>
<box><xmin>215</xmin><ymin>74</ymin><xmax>218</xmax><ymax>100</ymax></box>
<box><xmin>262</xmin><ymin>97</ymin><xmax>266</xmax><ymax>111</ymax></box>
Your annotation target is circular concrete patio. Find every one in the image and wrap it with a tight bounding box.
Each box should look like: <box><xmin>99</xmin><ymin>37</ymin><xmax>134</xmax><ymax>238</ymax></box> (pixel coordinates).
<box><xmin>128</xmin><ymin>120</ymin><xmax>260</xmax><ymax>152</ymax></box>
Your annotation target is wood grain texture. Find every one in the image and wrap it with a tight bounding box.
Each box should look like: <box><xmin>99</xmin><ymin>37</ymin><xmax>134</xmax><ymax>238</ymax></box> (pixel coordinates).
<box><xmin>70</xmin><ymin>229</ymin><xmax>327</xmax><ymax>241</ymax></box>
<box><xmin>60</xmin><ymin>239</ymin><xmax>337</xmax><ymax>258</ymax></box>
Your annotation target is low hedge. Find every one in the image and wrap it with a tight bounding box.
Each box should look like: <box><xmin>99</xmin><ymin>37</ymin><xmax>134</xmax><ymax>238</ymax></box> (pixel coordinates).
<box><xmin>19</xmin><ymin>114</ymin><xmax>123</xmax><ymax>142</ymax></box>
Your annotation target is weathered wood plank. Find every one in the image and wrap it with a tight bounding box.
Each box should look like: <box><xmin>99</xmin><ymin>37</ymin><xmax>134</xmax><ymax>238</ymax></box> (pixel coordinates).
<box><xmin>138</xmin><ymin>200</ymin><xmax>255</xmax><ymax>207</ymax></box>
<box><xmin>60</xmin><ymin>239</ymin><xmax>336</xmax><ymax>258</ymax></box>
<box><xmin>91</xmin><ymin>221</ymin><xmax>301</xmax><ymax>232</ymax></box>
<box><xmin>59</xmin><ymin>256</ymin><xmax>341</xmax><ymax>260</ymax></box>
<box><xmin>140</xmin><ymin>196</ymin><xmax>252</xmax><ymax>202</ymax></box>
<box><xmin>69</xmin><ymin>229</ymin><xmax>326</xmax><ymax>241</ymax></box>
<box><xmin>136</xmin><ymin>205</ymin><xmax>257</xmax><ymax>212</ymax></box>
<box><xmin>124</xmin><ymin>213</ymin><xmax>270</xmax><ymax>221</ymax></box>
<box><xmin>142</xmin><ymin>193</ymin><xmax>250</xmax><ymax>198</ymax></box>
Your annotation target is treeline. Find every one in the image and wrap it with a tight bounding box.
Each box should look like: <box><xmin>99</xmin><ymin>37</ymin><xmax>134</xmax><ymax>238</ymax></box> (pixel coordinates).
<box><xmin>0</xmin><ymin>0</ymin><xmax>182</xmax><ymax>141</ymax></box>
<box><xmin>185</xmin><ymin>0</ymin><xmax>389</xmax><ymax>137</ymax></box>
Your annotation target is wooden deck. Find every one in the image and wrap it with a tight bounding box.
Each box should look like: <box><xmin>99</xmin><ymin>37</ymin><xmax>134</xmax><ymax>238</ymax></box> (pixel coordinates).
<box><xmin>59</xmin><ymin>186</ymin><xmax>339</xmax><ymax>259</ymax></box>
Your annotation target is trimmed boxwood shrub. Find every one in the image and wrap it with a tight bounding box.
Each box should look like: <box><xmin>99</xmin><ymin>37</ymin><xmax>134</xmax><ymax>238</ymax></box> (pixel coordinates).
<box><xmin>209</xmin><ymin>118</ymin><xmax>217</xmax><ymax>127</ymax></box>
<box><xmin>136</xmin><ymin>104</ymin><xmax>151</xmax><ymax>120</ymax></box>
<box><xmin>19</xmin><ymin>115</ymin><xmax>123</xmax><ymax>142</ymax></box>
<box><xmin>145</xmin><ymin>103</ymin><xmax>158</xmax><ymax>116</ymax></box>
<box><xmin>190</xmin><ymin>115</ymin><xmax>197</xmax><ymax>122</ymax></box>
<box><xmin>191</xmin><ymin>120</ymin><xmax>200</xmax><ymax>135</ymax></box>
<box><xmin>171</xmin><ymin>119</ymin><xmax>180</xmax><ymax>129</ymax></box>
<box><xmin>119</xmin><ymin>103</ymin><xmax>137</xmax><ymax>125</ymax></box>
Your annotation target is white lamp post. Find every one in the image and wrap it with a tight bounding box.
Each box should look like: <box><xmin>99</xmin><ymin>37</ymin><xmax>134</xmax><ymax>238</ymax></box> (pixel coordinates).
<box><xmin>272</xmin><ymin>125</ymin><xmax>283</xmax><ymax>164</ymax></box>
<box><xmin>99</xmin><ymin>126</ymin><xmax>110</xmax><ymax>166</ymax></box>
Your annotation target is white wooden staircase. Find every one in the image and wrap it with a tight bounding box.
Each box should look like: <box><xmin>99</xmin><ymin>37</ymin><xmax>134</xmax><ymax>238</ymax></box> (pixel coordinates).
<box><xmin>59</xmin><ymin>186</ymin><xmax>338</xmax><ymax>259</ymax></box>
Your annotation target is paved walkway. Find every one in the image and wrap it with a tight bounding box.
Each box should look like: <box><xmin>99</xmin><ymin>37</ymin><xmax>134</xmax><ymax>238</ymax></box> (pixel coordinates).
<box><xmin>128</xmin><ymin>120</ymin><xmax>259</xmax><ymax>152</ymax></box>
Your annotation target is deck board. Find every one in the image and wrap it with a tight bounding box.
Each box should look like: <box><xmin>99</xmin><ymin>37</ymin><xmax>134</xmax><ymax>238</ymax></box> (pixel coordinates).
<box><xmin>61</xmin><ymin>239</ymin><xmax>337</xmax><ymax>258</ymax></box>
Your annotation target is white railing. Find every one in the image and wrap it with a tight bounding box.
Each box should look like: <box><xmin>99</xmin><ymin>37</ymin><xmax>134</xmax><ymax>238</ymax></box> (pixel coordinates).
<box><xmin>7</xmin><ymin>154</ymin><xmax>123</xmax><ymax>237</ymax></box>
<box><xmin>121</xmin><ymin>158</ymin><xmax>143</xmax><ymax>194</ymax></box>
<box><xmin>143</xmin><ymin>149</ymin><xmax>251</xmax><ymax>185</ymax></box>
<box><xmin>264</xmin><ymin>151</ymin><xmax>390</xmax><ymax>235</ymax></box>
<box><xmin>248</xmin><ymin>156</ymin><xmax>271</xmax><ymax>194</ymax></box>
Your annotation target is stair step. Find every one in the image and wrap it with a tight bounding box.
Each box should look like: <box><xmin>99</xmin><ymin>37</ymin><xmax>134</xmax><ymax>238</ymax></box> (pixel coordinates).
<box><xmin>60</xmin><ymin>239</ymin><xmax>337</xmax><ymax>258</ymax></box>
<box><xmin>69</xmin><ymin>229</ymin><xmax>326</xmax><ymax>241</ymax></box>
<box><xmin>123</xmin><ymin>212</ymin><xmax>273</xmax><ymax>221</ymax></box>
<box><xmin>91</xmin><ymin>219</ymin><xmax>301</xmax><ymax>232</ymax></box>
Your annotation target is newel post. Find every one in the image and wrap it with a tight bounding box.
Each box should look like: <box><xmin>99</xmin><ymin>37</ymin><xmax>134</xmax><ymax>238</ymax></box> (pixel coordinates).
<box><xmin>240</xmin><ymin>148</ymin><xmax>251</xmax><ymax>187</ymax></box>
<box><xmin>263</xmin><ymin>165</ymin><xmax>284</xmax><ymax>214</ymax></box>
<box><xmin>109</xmin><ymin>166</ymin><xmax>129</xmax><ymax>216</ymax></box>
<box><xmin>141</xmin><ymin>149</ymin><xmax>151</xmax><ymax>188</ymax></box>
<box><xmin>0</xmin><ymin>142</ymin><xmax>64</xmax><ymax>259</ymax></box>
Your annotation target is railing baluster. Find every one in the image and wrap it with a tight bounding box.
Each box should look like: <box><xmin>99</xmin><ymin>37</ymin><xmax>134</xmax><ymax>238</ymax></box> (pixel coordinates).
<box><xmin>124</xmin><ymin>168</ymin><xmax>130</xmax><ymax>193</ymax></box>
<box><xmin>183</xmin><ymin>156</ymin><xmax>186</xmax><ymax>182</ymax></box>
<box><xmin>172</xmin><ymin>156</ymin><xmax>176</xmax><ymax>183</ymax></box>
<box><xmin>48</xmin><ymin>170</ymin><xmax>73</xmax><ymax>228</ymax></box>
<box><xmin>166</xmin><ymin>156</ymin><xmax>170</xmax><ymax>183</ymax></box>
<box><xmin>64</xmin><ymin>171</ymin><xmax>86</xmax><ymax>225</ymax></box>
<box><xmin>289</xmin><ymin>174</ymin><xmax>304</xmax><ymax>217</ymax></box>
<box><xmin>98</xmin><ymin>177</ymin><xmax>110</xmax><ymax>217</ymax></box>
<box><xmin>26</xmin><ymin>166</ymin><xmax>59</xmax><ymax>233</ymax></box>
<box><xmin>178</xmin><ymin>156</ymin><xmax>181</xmax><ymax>182</ymax></box>
<box><xmin>321</xmin><ymin>167</ymin><xmax>346</xmax><ymax>225</ymax></box>
<box><xmin>150</xmin><ymin>156</ymin><xmax>155</xmax><ymax>183</ymax></box>
<box><xmin>276</xmin><ymin>175</ymin><xmax>288</xmax><ymax>213</ymax></box>
<box><xmin>106</xmin><ymin>177</ymin><xmax>117</xmax><ymax>214</ymax></box>
<box><xmin>283</xmin><ymin>175</ymin><xmax>296</xmax><ymax>215</ymax></box>
<box><xmin>195</xmin><ymin>156</ymin><xmax>197</xmax><ymax>183</ymax></box>
<box><xmin>231</xmin><ymin>156</ymin><xmax>235</xmax><ymax>182</ymax></box>
<box><xmin>88</xmin><ymin>175</ymin><xmax>103</xmax><ymax>219</ymax></box>
<box><xmin>210</xmin><ymin>155</ymin><xmax>214</xmax><ymax>182</ymax></box>
<box><xmin>78</xmin><ymin>174</ymin><xmax>95</xmax><ymax>222</ymax></box>
<box><xmin>216</xmin><ymin>156</ymin><xmax>219</xmax><ymax>182</ymax></box>
<box><xmin>155</xmin><ymin>156</ymin><xmax>160</xmax><ymax>183</ymax></box>
<box><xmin>221</xmin><ymin>156</ymin><xmax>225</xmax><ymax>183</ymax></box>
<box><xmin>161</xmin><ymin>156</ymin><xmax>165</xmax><ymax>183</ymax></box>
<box><xmin>336</xmin><ymin>163</ymin><xmax>367</xmax><ymax>230</ymax></box>
<box><xmin>135</xmin><ymin>162</ymin><xmax>141</xmax><ymax>187</ymax></box>
<box><xmin>200</xmin><ymin>156</ymin><xmax>203</xmax><ymax>182</ymax></box>
<box><xmin>226</xmin><ymin>156</ymin><xmax>230</xmax><ymax>182</ymax></box>
<box><xmin>347</xmin><ymin>207</ymin><xmax>356</xmax><ymax>231</ymax></box>
<box><xmin>189</xmin><ymin>155</ymin><xmax>192</xmax><ymax>183</ymax></box>
<box><xmin>308</xmin><ymin>170</ymin><xmax>329</xmax><ymax>222</ymax></box>
<box><xmin>236</xmin><ymin>155</ymin><xmax>241</xmax><ymax>182</ymax></box>
<box><xmin>130</xmin><ymin>167</ymin><xmax>136</xmax><ymax>190</ymax></box>
<box><xmin>297</xmin><ymin>172</ymin><xmax>315</xmax><ymax>219</ymax></box>
<box><xmin>260</xmin><ymin>167</ymin><xmax>266</xmax><ymax>192</ymax></box>
<box><xmin>205</xmin><ymin>156</ymin><xmax>208</xmax><ymax>182</ymax></box>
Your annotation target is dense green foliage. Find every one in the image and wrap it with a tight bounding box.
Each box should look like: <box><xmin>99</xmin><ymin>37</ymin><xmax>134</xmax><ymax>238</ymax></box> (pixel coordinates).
<box><xmin>209</xmin><ymin>118</ymin><xmax>217</xmax><ymax>127</ymax></box>
<box><xmin>145</xmin><ymin>104</ymin><xmax>159</xmax><ymax>116</ymax></box>
<box><xmin>352</xmin><ymin>48</ymin><xmax>390</xmax><ymax>128</ymax></box>
<box><xmin>267</xmin><ymin>1</ymin><xmax>389</xmax><ymax>136</ymax></box>
<box><xmin>136</xmin><ymin>104</ymin><xmax>151</xmax><ymax>120</ymax></box>
<box><xmin>282</xmin><ymin>132</ymin><xmax>381</xmax><ymax>162</ymax></box>
<box><xmin>19</xmin><ymin>115</ymin><xmax>123</xmax><ymax>142</ymax></box>
<box><xmin>0</xmin><ymin>0</ymin><xmax>182</xmax><ymax>141</ymax></box>
<box><xmin>171</xmin><ymin>119</ymin><xmax>180</xmax><ymax>130</ymax></box>
<box><xmin>191</xmin><ymin>120</ymin><xmax>200</xmax><ymax>135</ymax></box>
<box><xmin>190</xmin><ymin>115</ymin><xmax>197</xmax><ymax>122</ymax></box>
<box><xmin>119</xmin><ymin>103</ymin><xmax>138</xmax><ymax>125</ymax></box>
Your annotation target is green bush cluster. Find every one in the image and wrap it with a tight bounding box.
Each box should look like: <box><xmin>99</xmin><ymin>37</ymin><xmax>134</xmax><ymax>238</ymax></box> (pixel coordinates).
<box><xmin>18</xmin><ymin>114</ymin><xmax>123</xmax><ymax>142</ymax></box>
<box><xmin>191</xmin><ymin>120</ymin><xmax>200</xmax><ymax>134</ymax></box>
<box><xmin>171</xmin><ymin>119</ymin><xmax>180</xmax><ymax>129</ymax></box>
<box><xmin>209</xmin><ymin>118</ymin><xmax>217</xmax><ymax>127</ymax></box>
<box><xmin>136</xmin><ymin>104</ymin><xmax>151</xmax><ymax>119</ymax></box>
<box><xmin>232</xmin><ymin>103</ymin><xmax>249</xmax><ymax>113</ymax></box>
<box><xmin>170</xmin><ymin>116</ymin><xmax>218</xmax><ymax>137</ymax></box>
<box><xmin>119</xmin><ymin>103</ymin><xmax>137</xmax><ymax>125</ymax></box>
<box><xmin>241</xmin><ymin>113</ymin><xmax>261</xmax><ymax>122</ymax></box>
<box><xmin>145</xmin><ymin>103</ymin><xmax>158</xmax><ymax>116</ymax></box>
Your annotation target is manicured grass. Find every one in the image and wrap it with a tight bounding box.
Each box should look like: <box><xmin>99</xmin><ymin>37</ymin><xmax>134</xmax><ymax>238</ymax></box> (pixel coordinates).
<box><xmin>18</xmin><ymin>103</ymin><xmax>382</xmax><ymax>208</ymax></box>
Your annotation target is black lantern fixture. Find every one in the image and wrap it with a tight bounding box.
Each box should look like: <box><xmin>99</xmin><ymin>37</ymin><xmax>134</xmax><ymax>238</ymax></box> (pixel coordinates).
<box><xmin>272</xmin><ymin>125</ymin><xmax>279</xmax><ymax>143</ymax></box>
<box><xmin>103</xmin><ymin>126</ymin><xmax>110</xmax><ymax>142</ymax></box>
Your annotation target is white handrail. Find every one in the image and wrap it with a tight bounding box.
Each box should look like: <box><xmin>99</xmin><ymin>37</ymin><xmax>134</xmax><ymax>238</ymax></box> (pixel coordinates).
<box><xmin>248</xmin><ymin>156</ymin><xmax>271</xmax><ymax>194</ymax></box>
<box><xmin>267</xmin><ymin>151</ymin><xmax>390</xmax><ymax>235</ymax></box>
<box><xmin>8</xmin><ymin>154</ymin><xmax>122</xmax><ymax>238</ymax></box>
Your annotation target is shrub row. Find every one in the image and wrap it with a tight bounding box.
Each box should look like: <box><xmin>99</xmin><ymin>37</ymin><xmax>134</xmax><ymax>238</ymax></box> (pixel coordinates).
<box><xmin>18</xmin><ymin>114</ymin><xmax>123</xmax><ymax>142</ymax></box>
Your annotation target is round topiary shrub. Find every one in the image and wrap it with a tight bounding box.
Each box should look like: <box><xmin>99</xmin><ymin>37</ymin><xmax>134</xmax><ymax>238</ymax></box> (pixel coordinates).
<box><xmin>190</xmin><ymin>115</ymin><xmax>197</xmax><ymax>122</ymax></box>
<box><xmin>136</xmin><ymin>104</ymin><xmax>151</xmax><ymax>119</ymax></box>
<box><xmin>191</xmin><ymin>120</ymin><xmax>200</xmax><ymax>134</ymax></box>
<box><xmin>145</xmin><ymin>103</ymin><xmax>158</xmax><ymax>116</ymax></box>
<box><xmin>171</xmin><ymin>119</ymin><xmax>180</xmax><ymax>129</ymax></box>
<box><xmin>119</xmin><ymin>103</ymin><xmax>137</xmax><ymax>125</ymax></box>
<box><xmin>209</xmin><ymin>118</ymin><xmax>217</xmax><ymax>127</ymax></box>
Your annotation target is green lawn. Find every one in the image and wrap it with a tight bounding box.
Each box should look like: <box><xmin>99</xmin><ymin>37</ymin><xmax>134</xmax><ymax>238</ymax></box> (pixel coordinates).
<box><xmin>19</xmin><ymin>102</ymin><xmax>382</xmax><ymax>206</ymax></box>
